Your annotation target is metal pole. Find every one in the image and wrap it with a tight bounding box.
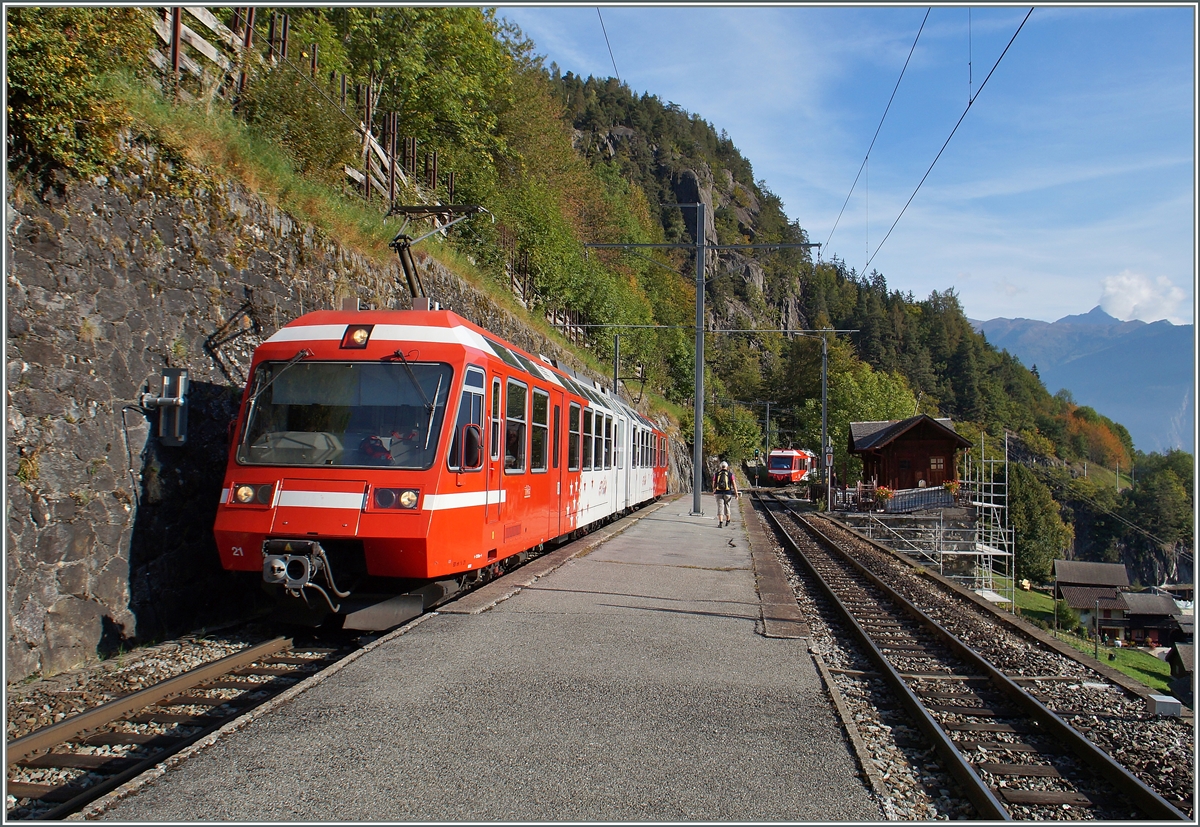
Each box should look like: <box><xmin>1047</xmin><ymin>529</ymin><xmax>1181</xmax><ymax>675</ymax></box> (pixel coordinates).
<box><xmin>763</xmin><ymin>400</ymin><xmax>770</xmax><ymax>488</ymax></box>
<box><xmin>691</xmin><ymin>202</ymin><xmax>706</xmax><ymax>515</ymax></box>
<box><xmin>613</xmin><ymin>334</ymin><xmax>620</xmax><ymax>403</ymax></box>
<box><xmin>764</xmin><ymin>401</ymin><xmax>771</xmax><ymax>456</ymax></box>
<box><xmin>822</xmin><ymin>333</ymin><xmax>829</xmax><ymax>509</ymax></box>
<box><xmin>1094</xmin><ymin>597</ymin><xmax>1099</xmax><ymax>659</ymax></box>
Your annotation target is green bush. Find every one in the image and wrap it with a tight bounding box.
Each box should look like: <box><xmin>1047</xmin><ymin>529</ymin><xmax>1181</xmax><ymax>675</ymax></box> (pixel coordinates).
<box><xmin>6</xmin><ymin>7</ymin><xmax>152</xmax><ymax>177</ymax></box>
<box><xmin>1055</xmin><ymin>599</ymin><xmax>1080</xmax><ymax>633</ymax></box>
<box><xmin>237</xmin><ymin>66</ymin><xmax>360</xmax><ymax>183</ymax></box>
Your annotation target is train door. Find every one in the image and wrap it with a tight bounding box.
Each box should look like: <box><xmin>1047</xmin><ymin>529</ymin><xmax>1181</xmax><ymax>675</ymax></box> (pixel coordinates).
<box><xmin>567</xmin><ymin>401</ymin><xmax>581</xmax><ymax>531</ymax></box>
<box><xmin>615</xmin><ymin>415</ymin><xmax>627</xmax><ymax>510</ymax></box>
<box><xmin>530</xmin><ymin>386</ymin><xmax>553</xmax><ymax>543</ymax></box>
<box><xmin>486</xmin><ymin>375</ymin><xmax>503</xmax><ymax>524</ymax></box>
<box><xmin>605</xmin><ymin>412</ymin><xmax>616</xmax><ymax>516</ymax></box>
<box><xmin>503</xmin><ymin>377</ymin><xmax>528</xmax><ymax>549</ymax></box>
<box><xmin>551</xmin><ymin>389</ymin><xmax>564</xmax><ymax>538</ymax></box>
<box><xmin>448</xmin><ymin>365</ymin><xmax>486</xmax><ymax>544</ymax></box>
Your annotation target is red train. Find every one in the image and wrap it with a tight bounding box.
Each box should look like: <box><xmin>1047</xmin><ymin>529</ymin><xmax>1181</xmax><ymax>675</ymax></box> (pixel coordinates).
<box><xmin>766</xmin><ymin>448</ymin><xmax>816</xmax><ymax>485</ymax></box>
<box><xmin>213</xmin><ymin>306</ymin><xmax>669</xmax><ymax>629</ymax></box>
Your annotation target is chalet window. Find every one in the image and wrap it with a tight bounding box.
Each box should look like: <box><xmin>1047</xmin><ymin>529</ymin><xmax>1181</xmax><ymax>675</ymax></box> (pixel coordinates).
<box><xmin>1102</xmin><ymin>609</ymin><xmax>1111</xmax><ymax>619</ymax></box>
<box><xmin>930</xmin><ymin>456</ymin><xmax>945</xmax><ymax>470</ymax></box>
<box><xmin>899</xmin><ymin>459</ymin><xmax>911</xmax><ymax>470</ymax></box>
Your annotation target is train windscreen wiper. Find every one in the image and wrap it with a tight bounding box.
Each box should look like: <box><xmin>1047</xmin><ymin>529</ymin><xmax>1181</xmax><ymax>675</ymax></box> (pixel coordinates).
<box><xmin>247</xmin><ymin>348</ymin><xmax>311</xmax><ymax>407</ymax></box>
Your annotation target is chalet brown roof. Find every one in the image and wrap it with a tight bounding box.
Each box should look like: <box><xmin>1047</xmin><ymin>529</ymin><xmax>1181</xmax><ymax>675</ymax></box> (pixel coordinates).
<box><xmin>1059</xmin><ymin>585</ymin><xmax>1128</xmax><ymax>612</ymax></box>
<box><xmin>1169</xmin><ymin>644</ymin><xmax>1193</xmax><ymax>675</ymax></box>
<box><xmin>848</xmin><ymin>415</ymin><xmax>971</xmax><ymax>453</ymax></box>
<box><xmin>1053</xmin><ymin>559</ymin><xmax>1130</xmax><ymax>588</ymax></box>
<box><xmin>1121</xmin><ymin>592</ymin><xmax>1181</xmax><ymax>617</ymax></box>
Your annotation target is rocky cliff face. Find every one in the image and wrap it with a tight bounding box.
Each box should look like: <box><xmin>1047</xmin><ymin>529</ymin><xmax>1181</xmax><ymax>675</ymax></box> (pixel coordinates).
<box><xmin>5</xmin><ymin>139</ymin><xmax>686</xmax><ymax>682</ymax></box>
<box><xmin>579</xmin><ymin>125</ymin><xmax>808</xmax><ymax>335</ymax></box>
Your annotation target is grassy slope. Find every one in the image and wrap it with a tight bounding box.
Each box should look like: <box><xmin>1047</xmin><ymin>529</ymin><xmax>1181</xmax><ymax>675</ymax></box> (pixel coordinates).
<box><xmin>113</xmin><ymin>77</ymin><xmax>674</xmax><ymax>420</ymax></box>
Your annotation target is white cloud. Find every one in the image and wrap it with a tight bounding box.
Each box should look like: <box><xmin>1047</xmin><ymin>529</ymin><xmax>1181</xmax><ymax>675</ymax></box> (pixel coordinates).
<box><xmin>1099</xmin><ymin>271</ymin><xmax>1189</xmax><ymax>324</ymax></box>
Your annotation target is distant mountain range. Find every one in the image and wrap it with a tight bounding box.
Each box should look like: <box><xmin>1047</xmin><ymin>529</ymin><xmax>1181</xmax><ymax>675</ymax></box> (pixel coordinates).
<box><xmin>973</xmin><ymin>307</ymin><xmax>1194</xmax><ymax>454</ymax></box>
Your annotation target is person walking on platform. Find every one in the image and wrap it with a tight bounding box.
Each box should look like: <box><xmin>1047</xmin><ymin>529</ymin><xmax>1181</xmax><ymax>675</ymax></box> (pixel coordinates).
<box><xmin>713</xmin><ymin>461</ymin><xmax>739</xmax><ymax>527</ymax></box>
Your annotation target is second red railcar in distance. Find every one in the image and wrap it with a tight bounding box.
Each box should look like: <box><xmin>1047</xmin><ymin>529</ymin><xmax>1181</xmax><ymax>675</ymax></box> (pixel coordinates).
<box><xmin>765</xmin><ymin>448</ymin><xmax>816</xmax><ymax>485</ymax></box>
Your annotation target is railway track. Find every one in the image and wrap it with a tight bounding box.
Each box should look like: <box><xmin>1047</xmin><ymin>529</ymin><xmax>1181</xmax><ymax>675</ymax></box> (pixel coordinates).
<box><xmin>754</xmin><ymin>492</ymin><xmax>1190</xmax><ymax>821</ymax></box>
<box><xmin>5</xmin><ymin>636</ymin><xmax>351</xmax><ymax>820</ymax></box>
<box><xmin>5</xmin><ymin>506</ymin><xmax>647</xmax><ymax>821</ymax></box>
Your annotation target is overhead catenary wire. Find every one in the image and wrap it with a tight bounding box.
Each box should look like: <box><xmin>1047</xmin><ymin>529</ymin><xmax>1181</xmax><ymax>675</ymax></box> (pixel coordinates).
<box><xmin>865</xmin><ymin>7</ymin><xmax>1034</xmax><ymax>270</ymax></box>
<box><xmin>596</xmin><ymin>8</ymin><xmax>621</xmax><ymax>84</ymax></box>
<box><xmin>824</xmin><ymin>7</ymin><xmax>930</xmax><ymax>256</ymax></box>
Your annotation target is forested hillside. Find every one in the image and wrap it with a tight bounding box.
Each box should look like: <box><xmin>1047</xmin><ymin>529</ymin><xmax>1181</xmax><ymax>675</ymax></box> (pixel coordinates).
<box><xmin>6</xmin><ymin>6</ymin><xmax>1190</xmax><ymax>589</ymax></box>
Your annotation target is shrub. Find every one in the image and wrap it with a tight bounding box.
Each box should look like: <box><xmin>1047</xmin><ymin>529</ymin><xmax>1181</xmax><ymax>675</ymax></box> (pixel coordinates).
<box><xmin>237</xmin><ymin>66</ymin><xmax>360</xmax><ymax>183</ymax></box>
<box><xmin>6</xmin><ymin>7</ymin><xmax>152</xmax><ymax>176</ymax></box>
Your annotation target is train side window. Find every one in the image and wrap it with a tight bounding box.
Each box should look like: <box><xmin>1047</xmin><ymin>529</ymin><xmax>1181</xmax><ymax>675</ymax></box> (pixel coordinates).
<box><xmin>634</xmin><ymin>428</ymin><xmax>640</xmax><ymax>468</ymax></box>
<box><xmin>592</xmin><ymin>412</ymin><xmax>603</xmax><ymax>471</ymax></box>
<box><xmin>531</xmin><ymin>389</ymin><xmax>549</xmax><ymax>473</ymax></box>
<box><xmin>505</xmin><ymin>379</ymin><xmax>527</xmax><ymax>473</ymax></box>
<box><xmin>552</xmin><ymin>405</ymin><xmax>561</xmax><ymax>469</ymax></box>
<box><xmin>604</xmin><ymin>415</ymin><xmax>613</xmax><ymax>469</ymax></box>
<box><xmin>582</xmin><ymin>408</ymin><xmax>594</xmax><ymax>471</ymax></box>
<box><xmin>490</xmin><ymin>377</ymin><xmax>501</xmax><ymax>461</ymax></box>
<box><xmin>615</xmin><ymin>418</ymin><xmax>624</xmax><ymax>469</ymax></box>
<box><xmin>568</xmin><ymin>403</ymin><xmax>581</xmax><ymax>471</ymax></box>
<box><xmin>448</xmin><ymin>365</ymin><xmax>485</xmax><ymax>471</ymax></box>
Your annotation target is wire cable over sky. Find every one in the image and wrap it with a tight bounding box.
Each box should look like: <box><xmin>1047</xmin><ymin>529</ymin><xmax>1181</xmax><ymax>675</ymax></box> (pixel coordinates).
<box><xmin>824</xmin><ymin>8</ymin><xmax>930</xmax><ymax>256</ymax></box>
<box><xmin>596</xmin><ymin>8</ymin><xmax>620</xmax><ymax>84</ymax></box>
<box><xmin>865</xmin><ymin>7</ymin><xmax>1035</xmax><ymax>271</ymax></box>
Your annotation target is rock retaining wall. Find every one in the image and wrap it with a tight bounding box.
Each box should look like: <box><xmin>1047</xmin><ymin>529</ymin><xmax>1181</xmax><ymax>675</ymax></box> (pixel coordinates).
<box><xmin>6</xmin><ymin>144</ymin><xmax>688</xmax><ymax>682</ymax></box>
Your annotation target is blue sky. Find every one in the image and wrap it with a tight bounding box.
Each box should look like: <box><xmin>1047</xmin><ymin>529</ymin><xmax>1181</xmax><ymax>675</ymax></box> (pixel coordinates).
<box><xmin>495</xmin><ymin>4</ymin><xmax>1196</xmax><ymax>325</ymax></box>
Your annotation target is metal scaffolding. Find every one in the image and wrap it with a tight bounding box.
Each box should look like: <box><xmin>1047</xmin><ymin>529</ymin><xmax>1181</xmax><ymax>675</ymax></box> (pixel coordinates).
<box><xmin>960</xmin><ymin>431</ymin><xmax>1014</xmax><ymax>608</ymax></box>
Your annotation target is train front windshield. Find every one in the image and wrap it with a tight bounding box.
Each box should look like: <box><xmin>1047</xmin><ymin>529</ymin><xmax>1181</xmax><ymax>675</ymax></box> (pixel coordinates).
<box><xmin>769</xmin><ymin>456</ymin><xmax>795</xmax><ymax>471</ymax></box>
<box><xmin>236</xmin><ymin>361</ymin><xmax>453</xmax><ymax>469</ymax></box>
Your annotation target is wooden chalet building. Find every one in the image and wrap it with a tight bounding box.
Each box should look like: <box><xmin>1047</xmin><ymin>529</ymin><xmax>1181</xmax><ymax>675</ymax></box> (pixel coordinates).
<box><xmin>1053</xmin><ymin>560</ymin><xmax>1130</xmax><ymax>640</ymax></box>
<box><xmin>1122</xmin><ymin>592</ymin><xmax>1186</xmax><ymax>647</ymax></box>
<box><xmin>848</xmin><ymin>415</ymin><xmax>972</xmax><ymax>491</ymax></box>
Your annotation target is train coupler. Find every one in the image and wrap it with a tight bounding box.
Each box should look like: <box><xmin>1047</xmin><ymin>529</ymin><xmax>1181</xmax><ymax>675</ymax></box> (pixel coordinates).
<box><xmin>262</xmin><ymin>539</ymin><xmax>350</xmax><ymax>613</ymax></box>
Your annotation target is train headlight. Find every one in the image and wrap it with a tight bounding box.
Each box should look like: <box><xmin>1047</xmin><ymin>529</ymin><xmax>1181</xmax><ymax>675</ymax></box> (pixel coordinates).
<box><xmin>232</xmin><ymin>483</ymin><xmax>274</xmax><ymax>505</ymax></box>
<box><xmin>373</xmin><ymin>488</ymin><xmax>419</xmax><ymax>510</ymax></box>
<box><xmin>341</xmin><ymin>324</ymin><xmax>373</xmax><ymax>349</ymax></box>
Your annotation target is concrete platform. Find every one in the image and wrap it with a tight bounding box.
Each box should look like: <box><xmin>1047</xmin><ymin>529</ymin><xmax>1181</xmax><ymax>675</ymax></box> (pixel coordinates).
<box><xmin>87</xmin><ymin>494</ymin><xmax>881</xmax><ymax>822</ymax></box>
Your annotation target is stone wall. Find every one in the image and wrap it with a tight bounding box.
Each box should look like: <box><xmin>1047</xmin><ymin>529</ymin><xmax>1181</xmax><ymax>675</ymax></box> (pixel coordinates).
<box><xmin>6</xmin><ymin>143</ymin><xmax>689</xmax><ymax>682</ymax></box>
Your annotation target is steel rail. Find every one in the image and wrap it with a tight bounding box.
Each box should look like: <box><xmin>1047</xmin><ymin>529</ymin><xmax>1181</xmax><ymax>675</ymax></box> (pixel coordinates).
<box><xmin>801</xmin><ymin>513</ymin><xmax>1189</xmax><ymax>822</ymax></box>
<box><xmin>776</xmin><ymin>498</ymin><xmax>1188</xmax><ymax>821</ymax></box>
<box><xmin>753</xmin><ymin>493</ymin><xmax>1009</xmax><ymax>819</ymax></box>
<box><xmin>8</xmin><ymin>637</ymin><xmax>295</xmax><ymax>820</ymax></box>
<box><xmin>7</xmin><ymin>637</ymin><xmax>292</xmax><ymax>762</ymax></box>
